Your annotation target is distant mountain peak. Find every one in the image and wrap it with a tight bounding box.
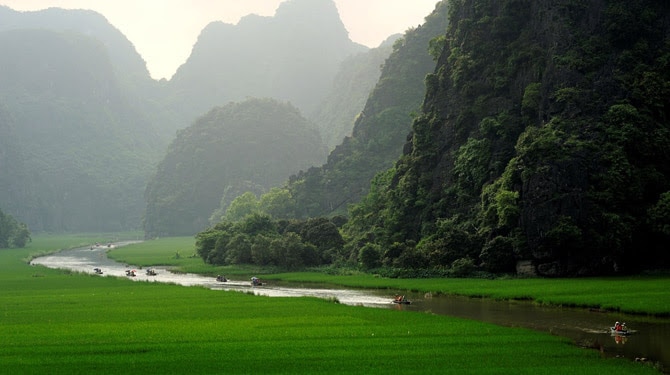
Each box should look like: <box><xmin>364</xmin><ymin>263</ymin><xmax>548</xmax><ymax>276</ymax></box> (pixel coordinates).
<box><xmin>169</xmin><ymin>0</ymin><xmax>366</xmax><ymax>125</ymax></box>
<box><xmin>274</xmin><ymin>0</ymin><xmax>347</xmax><ymax>34</ymax></box>
<box><xmin>0</xmin><ymin>5</ymin><xmax>150</xmax><ymax>78</ymax></box>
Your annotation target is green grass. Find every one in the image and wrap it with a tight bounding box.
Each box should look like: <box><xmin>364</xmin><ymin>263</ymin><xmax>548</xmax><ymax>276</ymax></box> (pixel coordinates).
<box><xmin>1</xmin><ymin>234</ymin><xmax>661</xmax><ymax>374</ymax></box>
<box><xmin>109</xmin><ymin>237</ymin><xmax>670</xmax><ymax>316</ymax></box>
<box><xmin>267</xmin><ymin>273</ymin><xmax>670</xmax><ymax>316</ymax></box>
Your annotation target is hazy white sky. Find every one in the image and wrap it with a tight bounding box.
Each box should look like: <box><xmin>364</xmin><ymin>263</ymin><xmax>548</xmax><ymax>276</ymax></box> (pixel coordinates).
<box><xmin>0</xmin><ymin>0</ymin><xmax>439</xmax><ymax>80</ymax></box>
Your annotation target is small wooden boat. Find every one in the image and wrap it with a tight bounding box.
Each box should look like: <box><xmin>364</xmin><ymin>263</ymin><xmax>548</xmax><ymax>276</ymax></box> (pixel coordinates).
<box><xmin>146</xmin><ymin>269</ymin><xmax>158</xmax><ymax>276</ymax></box>
<box><xmin>93</xmin><ymin>267</ymin><xmax>103</xmax><ymax>275</ymax></box>
<box><xmin>216</xmin><ymin>275</ymin><xmax>227</xmax><ymax>282</ymax></box>
<box><xmin>393</xmin><ymin>295</ymin><xmax>411</xmax><ymax>304</ymax></box>
<box><xmin>125</xmin><ymin>269</ymin><xmax>136</xmax><ymax>277</ymax></box>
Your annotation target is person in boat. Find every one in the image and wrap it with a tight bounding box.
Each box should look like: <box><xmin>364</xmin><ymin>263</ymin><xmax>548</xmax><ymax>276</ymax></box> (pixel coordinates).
<box><xmin>614</xmin><ymin>321</ymin><xmax>624</xmax><ymax>331</ymax></box>
<box><xmin>394</xmin><ymin>295</ymin><xmax>405</xmax><ymax>303</ymax></box>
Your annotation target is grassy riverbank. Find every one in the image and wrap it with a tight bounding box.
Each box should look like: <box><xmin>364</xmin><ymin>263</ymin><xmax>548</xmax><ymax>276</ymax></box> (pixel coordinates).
<box><xmin>0</xmin><ymin>234</ymin><xmax>662</xmax><ymax>374</ymax></box>
<box><xmin>110</xmin><ymin>237</ymin><xmax>670</xmax><ymax>317</ymax></box>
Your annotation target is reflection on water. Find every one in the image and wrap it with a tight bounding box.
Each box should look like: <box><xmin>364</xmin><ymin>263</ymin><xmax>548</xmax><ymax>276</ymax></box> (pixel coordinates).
<box><xmin>32</xmin><ymin>243</ymin><xmax>669</xmax><ymax>372</ymax></box>
<box><xmin>397</xmin><ymin>291</ymin><xmax>669</xmax><ymax>371</ymax></box>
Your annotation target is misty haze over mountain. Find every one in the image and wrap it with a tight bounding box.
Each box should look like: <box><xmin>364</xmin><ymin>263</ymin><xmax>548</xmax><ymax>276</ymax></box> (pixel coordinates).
<box><xmin>0</xmin><ymin>0</ymin><xmax>409</xmax><ymax>233</ymax></box>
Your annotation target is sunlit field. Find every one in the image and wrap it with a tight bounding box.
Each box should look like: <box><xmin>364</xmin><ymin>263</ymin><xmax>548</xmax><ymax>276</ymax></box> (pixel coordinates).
<box><xmin>0</xmin><ymin>234</ymin><xmax>662</xmax><ymax>374</ymax></box>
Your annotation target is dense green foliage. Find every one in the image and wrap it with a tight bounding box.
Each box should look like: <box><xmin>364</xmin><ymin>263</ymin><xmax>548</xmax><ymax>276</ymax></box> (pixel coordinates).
<box><xmin>195</xmin><ymin>213</ymin><xmax>345</xmax><ymax>269</ymax></box>
<box><xmin>144</xmin><ymin>98</ymin><xmax>327</xmax><ymax>238</ymax></box>
<box><xmin>341</xmin><ymin>0</ymin><xmax>670</xmax><ymax>276</ymax></box>
<box><xmin>0</xmin><ymin>207</ymin><xmax>30</xmax><ymax>248</ymax></box>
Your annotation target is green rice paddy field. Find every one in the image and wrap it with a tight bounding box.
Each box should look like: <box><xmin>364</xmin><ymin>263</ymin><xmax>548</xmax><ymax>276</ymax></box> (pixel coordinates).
<box><xmin>0</xmin><ymin>234</ymin><xmax>665</xmax><ymax>374</ymax></box>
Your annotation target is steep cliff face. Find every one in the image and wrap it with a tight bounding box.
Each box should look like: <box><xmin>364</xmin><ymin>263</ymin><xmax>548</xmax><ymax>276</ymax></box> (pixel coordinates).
<box><xmin>308</xmin><ymin>39</ymin><xmax>396</xmax><ymax>150</ymax></box>
<box><xmin>0</xmin><ymin>29</ymin><xmax>161</xmax><ymax>232</ymax></box>
<box><xmin>283</xmin><ymin>1</ymin><xmax>448</xmax><ymax>218</ymax></box>
<box><xmin>345</xmin><ymin>0</ymin><xmax>670</xmax><ymax>276</ymax></box>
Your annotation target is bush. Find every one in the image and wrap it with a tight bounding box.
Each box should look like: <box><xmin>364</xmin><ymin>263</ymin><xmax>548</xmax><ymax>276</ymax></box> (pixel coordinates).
<box><xmin>479</xmin><ymin>236</ymin><xmax>517</xmax><ymax>273</ymax></box>
<box><xmin>450</xmin><ymin>258</ymin><xmax>476</xmax><ymax>277</ymax></box>
<box><xmin>358</xmin><ymin>243</ymin><xmax>381</xmax><ymax>270</ymax></box>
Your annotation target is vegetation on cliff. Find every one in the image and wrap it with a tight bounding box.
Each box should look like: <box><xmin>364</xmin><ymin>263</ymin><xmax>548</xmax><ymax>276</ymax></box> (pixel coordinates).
<box><xmin>342</xmin><ymin>0</ymin><xmax>670</xmax><ymax>276</ymax></box>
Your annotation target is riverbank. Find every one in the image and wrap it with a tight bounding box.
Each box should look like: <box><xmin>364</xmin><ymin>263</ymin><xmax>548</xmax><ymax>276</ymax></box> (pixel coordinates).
<box><xmin>1</xmin><ymin>235</ymin><xmax>663</xmax><ymax>374</ymax></box>
<box><xmin>109</xmin><ymin>237</ymin><xmax>670</xmax><ymax>317</ymax></box>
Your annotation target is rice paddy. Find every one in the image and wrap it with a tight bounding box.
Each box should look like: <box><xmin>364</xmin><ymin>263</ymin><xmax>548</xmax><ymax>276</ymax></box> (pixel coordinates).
<box><xmin>0</xmin><ymin>235</ymin><xmax>663</xmax><ymax>374</ymax></box>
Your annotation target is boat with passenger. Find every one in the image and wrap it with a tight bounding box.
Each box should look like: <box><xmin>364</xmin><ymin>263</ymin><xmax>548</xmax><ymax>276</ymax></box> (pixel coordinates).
<box><xmin>393</xmin><ymin>295</ymin><xmax>411</xmax><ymax>304</ymax></box>
<box><xmin>610</xmin><ymin>321</ymin><xmax>629</xmax><ymax>335</ymax></box>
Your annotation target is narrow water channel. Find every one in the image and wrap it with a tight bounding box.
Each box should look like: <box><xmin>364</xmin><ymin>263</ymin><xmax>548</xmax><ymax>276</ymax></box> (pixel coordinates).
<box><xmin>32</xmin><ymin>243</ymin><xmax>669</xmax><ymax>372</ymax></box>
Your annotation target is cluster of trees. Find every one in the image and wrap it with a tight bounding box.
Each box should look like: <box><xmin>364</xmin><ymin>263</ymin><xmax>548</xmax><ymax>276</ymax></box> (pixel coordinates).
<box><xmin>0</xmin><ymin>208</ymin><xmax>30</xmax><ymax>248</ymax></box>
<box><xmin>195</xmin><ymin>213</ymin><xmax>345</xmax><ymax>270</ymax></box>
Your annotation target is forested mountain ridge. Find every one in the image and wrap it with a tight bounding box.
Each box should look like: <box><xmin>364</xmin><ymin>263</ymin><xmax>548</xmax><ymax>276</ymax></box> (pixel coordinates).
<box><xmin>143</xmin><ymin>98</ymin><xmax>327</xmax><ymax>238</ymax></box>
<box><xmin>343</xmin><ymin>0</ymin><xmax>670</xmax><ymax>276</ymax></box>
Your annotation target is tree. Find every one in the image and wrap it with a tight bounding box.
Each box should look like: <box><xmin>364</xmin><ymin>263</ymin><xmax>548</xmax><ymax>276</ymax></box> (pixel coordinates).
<box><xmin>258</xmin><ymin>187</ymin><xmax>296</xmax><ymax>219</ymax></box>
<box><xmin>299</xmin><ymin>217</ymin><xmax>344</xmax><ymax>263</ymax></box>
<box><xmin>648</xmin><ymin>192</ymin><xmax>670</xmax><ymax>236</ymax></box>
<box><xmin>358</xmin><ymin>243</ymin><xmax>381</xmax><ymax>270</ymax></box>
<box><xmin>225</xmin><ymin>192</ymin><xmax>260</xmax><ymax>222</ymax></box>
<box><xmin>270</xmin><ymin>233</ymin><xmax>308</xmax><ymax>270</ymax></box>
<box><xmin>0</xmin><ymin>208</ymin><xmax>31</xmax><ymax>249</ymax></box>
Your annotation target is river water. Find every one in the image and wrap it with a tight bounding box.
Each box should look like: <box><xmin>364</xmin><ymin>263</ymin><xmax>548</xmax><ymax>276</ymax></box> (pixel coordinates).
<box><xmin>32</xmin><ymin>242</ymin><xmax>669</xmax><ymax>372</ymax></box>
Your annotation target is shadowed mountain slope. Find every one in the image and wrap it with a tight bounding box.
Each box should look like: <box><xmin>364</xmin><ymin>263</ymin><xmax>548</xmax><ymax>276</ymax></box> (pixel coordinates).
<box><xmin>144</xmin><ymin>98</ymin><xmax>327</xmax><ymax>237</ymax></box>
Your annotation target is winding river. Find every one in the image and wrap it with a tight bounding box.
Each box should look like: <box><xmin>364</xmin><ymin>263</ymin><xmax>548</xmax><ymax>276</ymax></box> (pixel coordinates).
<box><xmin>32</xmin><ymin>242</ymin><xmax>670</xmax><ymax>372</ymax></box>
